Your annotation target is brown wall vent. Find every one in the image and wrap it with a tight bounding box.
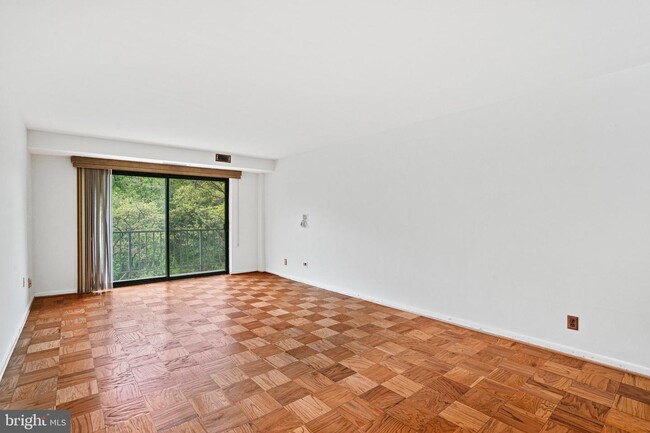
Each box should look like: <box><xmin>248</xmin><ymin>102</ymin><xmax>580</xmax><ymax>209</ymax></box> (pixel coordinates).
<box><xmin>215</xmin><ymin>153</ymin><xmax>232</xmax><ymax>163</ymax></box>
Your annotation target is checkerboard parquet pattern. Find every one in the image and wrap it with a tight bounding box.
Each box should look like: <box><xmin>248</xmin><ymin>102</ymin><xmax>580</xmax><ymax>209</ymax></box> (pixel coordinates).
<box><xmin>0</xmin><ymin>272</ymin><xmax>648</xmax><ymax>433</ymax></box>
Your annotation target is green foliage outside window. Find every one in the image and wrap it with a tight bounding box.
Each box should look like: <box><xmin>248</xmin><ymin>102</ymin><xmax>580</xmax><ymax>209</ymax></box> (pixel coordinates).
<box><xmin>112</xmin><ymin>174</ymin><xmax>226</xmax><ymax>282</ymax></box>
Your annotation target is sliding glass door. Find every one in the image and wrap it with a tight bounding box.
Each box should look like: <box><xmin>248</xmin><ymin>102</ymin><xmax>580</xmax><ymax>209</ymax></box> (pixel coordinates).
<box><xmin>111</xmin><ymin>172</ymin><xmax>228</xmax><ymax>286</ymax></box>
<box><xmin>112</xmin><ymin>175</ymin><xmax>167</xmax><ymax>282</ymax></box>
<box><xmin>169</xmin><ymin>178</ymin><xmax>227</xmax><ymax>276</ymax></box>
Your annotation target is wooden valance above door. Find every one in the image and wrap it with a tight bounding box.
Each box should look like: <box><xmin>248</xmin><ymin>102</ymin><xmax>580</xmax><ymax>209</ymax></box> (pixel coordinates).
<box><xmin>71</xmin><ymin>156</ymin><xmax>242</xmax><ymax>179</ymax></box>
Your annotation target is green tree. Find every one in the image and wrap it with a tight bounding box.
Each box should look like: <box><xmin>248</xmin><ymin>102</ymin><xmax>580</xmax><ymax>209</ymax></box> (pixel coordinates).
<box><xmin>169</xmin><ymin>179</ymin><xmax>225</xmax><ymax>229</ymax></box>
<box><xmin>112</xmin><ymin>175</ymin><xmax>165</xmax><ymax>231</ymax></box>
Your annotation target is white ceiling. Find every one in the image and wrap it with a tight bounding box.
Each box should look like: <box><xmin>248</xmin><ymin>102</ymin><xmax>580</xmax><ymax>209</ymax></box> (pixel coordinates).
<box><xmin>1</xmin><ymin>1</ymin><xmax>650</xmax><ymax>159</ymax></box>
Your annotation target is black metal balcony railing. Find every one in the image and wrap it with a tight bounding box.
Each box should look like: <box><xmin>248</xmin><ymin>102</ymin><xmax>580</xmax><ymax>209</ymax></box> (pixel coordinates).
<box><xmin>113</xmin><ymin>228</ymin><xmax>226</xmax><ymax>282</ymax></box>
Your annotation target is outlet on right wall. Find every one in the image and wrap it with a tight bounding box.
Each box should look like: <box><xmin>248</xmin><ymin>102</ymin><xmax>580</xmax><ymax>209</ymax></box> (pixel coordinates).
<box><xmin>265</xmin><ymin>64</ymin><xmax>650</xmax><ymax>375</ymax></box>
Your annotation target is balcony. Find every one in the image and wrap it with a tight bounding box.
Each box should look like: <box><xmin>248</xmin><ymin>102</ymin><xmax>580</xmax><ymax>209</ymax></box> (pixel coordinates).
<box><xmin>113</xmin><ymin>228</ymin><xmax>226</xmax><ymax>282</ymax></box>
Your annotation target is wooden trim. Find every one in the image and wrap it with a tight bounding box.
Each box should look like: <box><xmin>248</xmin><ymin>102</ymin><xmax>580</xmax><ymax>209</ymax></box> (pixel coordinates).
<box><xmin>76</xmin><ymin>168</ymin><xmax>82</xmax><ymax>294</ymax></box>
<box><xmin>71</xmin><ymin>156</ymin><xmax>242</xmax><ymax>179</ymax></box>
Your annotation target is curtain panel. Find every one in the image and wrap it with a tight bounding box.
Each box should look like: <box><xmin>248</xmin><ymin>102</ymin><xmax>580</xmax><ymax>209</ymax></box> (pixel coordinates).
<box><xmin>77</xmin><ymin>168</ymin><xmax>113</xmax><ymax>293</ymax></box>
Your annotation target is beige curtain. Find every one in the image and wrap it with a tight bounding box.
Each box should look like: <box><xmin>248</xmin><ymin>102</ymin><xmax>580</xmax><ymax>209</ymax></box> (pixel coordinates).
<box><xmin>77</xmin><ymin>168</ymin><xmax>113</xmax><ymax>293</ymax></box>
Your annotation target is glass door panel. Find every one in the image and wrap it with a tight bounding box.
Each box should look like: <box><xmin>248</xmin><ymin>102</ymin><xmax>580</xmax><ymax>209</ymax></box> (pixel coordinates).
<box><xmin>112</xmin><ymin>174</ymin><xmax>167</xmax><ymax>282</ymax></box>
<box><xmin>168</xmin><ymin>178</ymin><xmax>227</xmax><ymax>276</ymax></box>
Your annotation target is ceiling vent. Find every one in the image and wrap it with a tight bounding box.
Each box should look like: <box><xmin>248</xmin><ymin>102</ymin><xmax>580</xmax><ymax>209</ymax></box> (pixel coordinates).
<box><xmin>215</xmin><ymin>153</ymin><xmax>232</xmax><ymax>163</ymax></box>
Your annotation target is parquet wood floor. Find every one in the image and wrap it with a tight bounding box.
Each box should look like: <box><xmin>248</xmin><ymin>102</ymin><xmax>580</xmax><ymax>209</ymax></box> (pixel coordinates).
<box><xmin>0</xmin><ymin>272</ymin><xmax>648</xmax><ymax>433</ymax></box>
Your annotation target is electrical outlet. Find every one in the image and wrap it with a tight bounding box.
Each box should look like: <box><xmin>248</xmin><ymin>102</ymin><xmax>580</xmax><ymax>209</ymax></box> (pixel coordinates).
<box><xmin>302</xmin><ymin>261</ymin><xmax>308</xmax><ymax>268</ymax></box>
<box><xmin>28</xmin><ymin>278</ymin><xmax>32</xmax><ymax>288</ymax></box>
<box><xmin>567</xmin><ymin>315</ymin><xmax>579</xmax><ymax>331</ymax></box>
<box><xmin>283</xmin><ymin>258</ymin><xmax>287</xmax><ymax>266</ymax></box>
<box><xmin>22</xmin><ymin>277</ymin><xmax>26</xmax><ymax>288</ymax></box>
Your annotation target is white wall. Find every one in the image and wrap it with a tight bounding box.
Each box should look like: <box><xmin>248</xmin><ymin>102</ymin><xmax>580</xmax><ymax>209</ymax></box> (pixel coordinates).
<box><xmin>230</xmin><ymin>172</ymin><xmax>262</xmax><ymax>274</ymax></box>
<box><xmin>31</xmin><ymin>155</ymin><xmax>77</xmax><ymax>296</ymax></box>
<box><xmin>29</xmin><ymin>155</ymin><xmax>261</xmax><ymax>296</ymax></box>
<box><xmin>265</xmin><ymin>65</ymin><xmax>650</xmax><ymax>375</ymax></box>
<box><xmin>0</xmin><ymin>104</ymin><xmax>32</xmax><ymax>377</ymax></box>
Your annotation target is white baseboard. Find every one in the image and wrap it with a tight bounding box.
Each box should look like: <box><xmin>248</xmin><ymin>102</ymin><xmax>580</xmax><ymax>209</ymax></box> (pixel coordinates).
<box><xmin>231</xmin><ymin>268</ymin><xmax>261</xmax><ymax>275</ymax></box>
<box><xmin>35</xmin><ymin>289</ymin><xmax>76</xmax><ymax>297</ymax></box>
<box><xmin>271</xmin><ymin>271</ymin><xmax>650</xmax><ymax>378</ymax></box>
<box><xmin>0</xmin><ymin>295</ymin><xmax>34</xmax><ymax>381</ymax></box>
